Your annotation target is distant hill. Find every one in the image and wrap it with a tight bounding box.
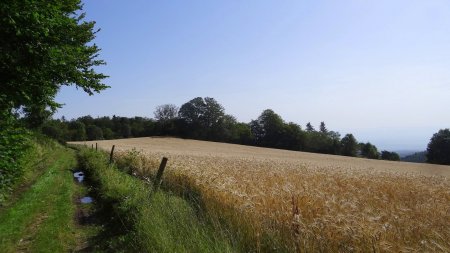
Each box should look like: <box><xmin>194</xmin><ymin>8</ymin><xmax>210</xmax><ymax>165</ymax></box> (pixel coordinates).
<box><xmin>401</xmin><ymin>151</ymin><xmax>427</xmax><ymax>163</ymax></box>
<box><xmin>395</xmin><ymin>150</ymin><xmax>422</xmax><ymax>157</ymax></box>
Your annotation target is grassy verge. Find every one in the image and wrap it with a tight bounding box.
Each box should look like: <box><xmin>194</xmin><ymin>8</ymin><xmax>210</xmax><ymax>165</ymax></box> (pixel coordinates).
<box><xmin>0</xmin><ymin>144</ymin><xmax>81</xmax><ymax>252</ymax></box>
<box><xmin>0</xmin><ymin>133</ymin><xmax>52</xmax><ymax>206</ymax></box>
<box><xmin>77</xmin><ymin>148</ymin><xmax>235</xmax><ymax>252</ymax></box>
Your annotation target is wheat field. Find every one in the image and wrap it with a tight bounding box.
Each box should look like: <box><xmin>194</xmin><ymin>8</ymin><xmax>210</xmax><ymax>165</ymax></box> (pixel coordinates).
<box><xmin>72</xmin><ymin>137</ymin><xmax>450</xmax><ymax>252</ymax></box>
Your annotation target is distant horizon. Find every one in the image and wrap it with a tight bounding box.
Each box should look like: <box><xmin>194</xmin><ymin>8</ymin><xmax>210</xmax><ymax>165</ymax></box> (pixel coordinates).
<box><xmin>56</xmin><ymin>0</ymin><xmax>450</xmax><ymax>151</ymax></box>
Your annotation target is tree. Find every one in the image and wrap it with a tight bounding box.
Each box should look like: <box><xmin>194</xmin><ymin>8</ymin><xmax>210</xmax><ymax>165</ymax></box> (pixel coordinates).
<box><xmin>381</xmin><ymin>151</ymin><xmax>400</xmax><ymax>161</ymax></box>
<box><xmin>281</xmin><ymin>122</ymin><xmax>305</xmax><ymax>150</ymax></box>
<box><xmin>0</xmin><ymin>0</ymin><xmax>108</xmax><ymax>121</ymax></box>
<box><xmin>154</xmin><ymin>104</ymin><xmax>178</xmax><ymax>122</ymax></box>
<box><xmin>178</xmin><ymin>97</ymin><xmax>225</xmax><ymax>139</ymax></box>
<box><xmin>68</xmin><ymin>121</ymin><xmax>86</xmax><ymax>141</ymax></box>
<box><xmin>426</xmin><ymin>129</ymin><xmax>450</xmax><ymax>165</ymax></box>
<box><xmin>22</xmin><ymin>105</ymin><xmax>52</xmax><ymax>129</ymax></box>
<box><xmin>41</xmin><ymin>119</ymin><xmax>68</xmax><ymax>142</ymax></box>
<box><xmin>361</xmin><ymin>142</ymin><xmax>379</xmax><ymax>159</ymax></box>
<box><xmin>250</xmin><ymin>109</ymin><xmax>285</xmax><ymax>147</ymax></box>
<box><xmin>86</xmin><ymin>125</ymin><xmax>103</xmax><ymax>140</ymax></box>
<box><xmin>102</xmin><ymin>128</ymin><xmax>115</xmax><ymax>140</ymax></box>
<box><xmin>306</xmin><ymin>122</ymin><xmax>315</xmax><ymax>132</ymax></box>
<box><xmin>319</xmin><ymin>121</ymin><xmax>328</xmax><ymax>134</ymax></box>
<box><xmin>154</xmin><ymin>104</ymin><xmax>178</xmax><ymax>136</ymax></box>
<box><xmin>121</xmin><ymin>124</ymin><xmax>132</xmax><ymax>138</ymax></box>
<box><xmin>341</xmin><ymin>134</ymin><xmax>358</xmax><ymax>156</ymax></box>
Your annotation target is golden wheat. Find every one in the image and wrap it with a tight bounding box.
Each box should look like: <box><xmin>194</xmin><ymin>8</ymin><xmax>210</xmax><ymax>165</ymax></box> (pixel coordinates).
<box><xmin>71</xmin><ymin>137</ymin><xmax>450</xmax><ymax>252</ymax></box>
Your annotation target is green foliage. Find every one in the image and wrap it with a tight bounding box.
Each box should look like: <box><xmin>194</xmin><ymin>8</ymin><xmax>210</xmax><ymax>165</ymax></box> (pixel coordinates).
<box><xmin>360</xmin><ymin>142</ymin><xmax>380</xmax><ymax>159</ymax></box>
<box><xmin>380</xmin><ymin>151</ymin><xmax>400</xmax><ymax>161</ymax></box>
<box><xmin>0</xmin><ymin>120</ymin><xmax>31</xmax><ymax>201</ymax></box>
<box><xmin>426</xmin><ymin>129</ymin><xmax>450</xmax><ymax>165</ymax></box>
<box><xmin>86</xmin><ymin>124</ymin><xmax>103</xmax><ymax>140</ymax></box>
<box><xmin>41</xmin><ymin>119</ymin><xmax>68</xmax><ymax>143</ymax></box>
<box><xmin>341</xmin><ymin>134</ymin><xmax>358</xmax><ymax>156</ymax></box>
<box><xmin>22</xmin><ymin>105</ymin><xmax>53</xmax><ymax>129</ymax></box>
<box><xmin>0</xmin><ymin>0</ymin><xmax>108</xmax><ymax>118</ymax></box>
<box><xmin>38</xmin><ymin>96</ymin><xmax>389</xmax><ymax>159</ymax></box>
<box><xmin>250</xmin><ymin>109</ymin><xmax>285</xmax><ymax>147</ymax></box>
<box><xmin>178</xmin><ymin>97</ymin><xmax>225</xmax><ymax>139</ymax></box>
<box><xmin>68</xmin><ymin>121</ymin><xmax>86</xmax><ymax>141</ymax></box>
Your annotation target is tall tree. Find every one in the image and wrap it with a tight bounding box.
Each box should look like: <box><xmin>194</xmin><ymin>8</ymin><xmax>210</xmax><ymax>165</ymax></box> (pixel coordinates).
<box><xmin>178</xmin><ymin>97</ymin><xmax>225</xmax><ymax>139</ymax></box>
<box><xmin>341</xmin><ymin>134</ymin><xmax>358</xmax><ymax>156</ymax></box>
<box><xmin>250</xmin><ymin>109</ymin><xmax>285</xmax><ymax>148</ymax></box>
<box><xmin>306</xmin><ymin>122</ymin><xmax>315</xmax><ymax>132</ymax></box>
<box><xmin>319</xmin><ymin>121</ymin><xmax>328</xmax><ymax>134</ymax></box>
<box><xmin>0</xmin><ymin>0</ymin><xmax>108</xmax><ymax>121</ymax></box>
<box><xmin>426</xmin><ymin>129</ymin><xmax>450</xmax><ymax>165</ymax></box>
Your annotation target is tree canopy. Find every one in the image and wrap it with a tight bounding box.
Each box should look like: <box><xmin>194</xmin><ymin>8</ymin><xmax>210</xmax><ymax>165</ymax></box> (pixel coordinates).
<box><xmin>426</xmin><ymin>129</ymin><xmax>450</xmax><ymax>165</ymax></box>
<box><xmin>380</xmin><ymin>151</ymin><xmax>400</xmax><ymax>161</ymax></box>
<box><xmin>154</xmin><ymin>104</ymin><xmax>178</xmax><ymax>123</ymax></box>
<box><xmin>178</xmin><ymin>97</ymin><xmax>225</xmax><ymax>139</ymax></box>
<box><xmin>37</xmin><ymin>96</ymin><xmax>410</xmax><ymax>162</ymax></box>
<box><xmin>0</xmin><ymin>0</ymin><xmax>108</xmax><ymax>119</ymax></box>
<box><xmin>341</xmin><ymin>134</ymin><xmax>358</xmax><ymax>156</ymax></box>
<box><xmin>360</xmin><ymin>142</ymin><xmax>379</xmax><ymax>159</ymax></box>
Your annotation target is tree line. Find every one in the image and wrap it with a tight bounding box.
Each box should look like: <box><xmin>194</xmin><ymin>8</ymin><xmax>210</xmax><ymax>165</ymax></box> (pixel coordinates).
<box><xmin>39</xmin><ymin>97</ymin><xmax>402</xmax><ymax>161</ymax></box>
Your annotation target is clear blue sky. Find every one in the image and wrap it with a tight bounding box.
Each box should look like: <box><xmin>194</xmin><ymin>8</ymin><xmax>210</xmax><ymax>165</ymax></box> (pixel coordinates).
<box><xmin>55</xmin><ymin>0</ymin><xmax>450</xmax><ymax>151</ymax></box>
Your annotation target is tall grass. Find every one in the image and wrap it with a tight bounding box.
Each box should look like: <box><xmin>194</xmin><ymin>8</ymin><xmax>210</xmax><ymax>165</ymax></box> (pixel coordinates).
<box><xmin>113</xmin><ymin>147</ymin><xmax>450</xmax><ymax>252</ymax></box>
<box><xmin>77</xmin><ymin>148</ymin><xmax>234</xmax><ymax>252</ymax></box>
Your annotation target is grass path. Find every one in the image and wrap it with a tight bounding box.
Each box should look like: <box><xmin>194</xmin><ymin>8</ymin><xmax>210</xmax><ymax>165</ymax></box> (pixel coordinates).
<box><xmin>0</xmin><ymin>147</ymin><xmax>95</xmax><ymax>253</ymax></box>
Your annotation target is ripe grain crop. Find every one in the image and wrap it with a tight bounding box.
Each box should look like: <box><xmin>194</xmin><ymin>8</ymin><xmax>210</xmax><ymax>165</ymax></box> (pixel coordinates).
<box><xmin>72</xmin><ymin>137</ymin><xmax>450</xmax><ymax>252</ymax></box>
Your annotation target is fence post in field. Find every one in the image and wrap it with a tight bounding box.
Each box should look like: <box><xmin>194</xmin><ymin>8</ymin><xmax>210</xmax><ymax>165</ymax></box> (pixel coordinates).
<box><xmin>109</xmin><ymin>145</ymin><xmax>115</xmax><ymax>164</ymax></box>
<box><xmin>91</xmin><ymin>144</ymin><xmax>93</xmax><ymax>150</ymax></box>
<box><xmin>96</xmin><ymin>143</ymin><xmax>98</xmax><ymax>151</ymax></box>
<box><xmin>153</xmin><ymin>157</ymin><xmax>168</xmax><ymax>191</ymax></box>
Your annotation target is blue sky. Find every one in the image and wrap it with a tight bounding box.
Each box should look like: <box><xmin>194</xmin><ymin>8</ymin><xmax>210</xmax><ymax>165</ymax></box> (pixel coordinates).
<box><xmin>55</xmin><ymin>0</ymin><xmax>450</xmax><ymax>151</ymax></box>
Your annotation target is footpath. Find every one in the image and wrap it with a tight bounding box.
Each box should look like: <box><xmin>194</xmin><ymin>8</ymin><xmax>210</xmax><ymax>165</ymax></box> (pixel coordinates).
<box><xmin>0</xmin><ymin>147</ymin><xmax>99</xmax><ymax>253</ymax></box>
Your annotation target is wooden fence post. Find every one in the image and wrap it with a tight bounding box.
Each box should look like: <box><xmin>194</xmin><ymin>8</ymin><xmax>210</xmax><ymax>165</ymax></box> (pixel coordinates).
<box><xmin>91</xmin><ymin>144</ymin><xmax>93</xmax><ymax>149</ymax></box>
<box><xmin>153</xmin><ymin>157</ymin><xmax>168</xmax><ymax>191</ymax></box>
<box><xmin>96</xmin><ymin>143</ymin><xmax>98</xmax><ymax>151</ymax></box>
<box><xmin>109</xmin><ymin>145</ymin><xmax>115</xmax><ymax>164</ymax></box>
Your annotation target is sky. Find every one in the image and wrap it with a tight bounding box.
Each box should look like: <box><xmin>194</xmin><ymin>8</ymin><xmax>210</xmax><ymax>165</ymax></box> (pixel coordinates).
<box><xmin>55</xmin><ymin>0</ymin><xmax>450</xmax><ymax>151</ymax></box>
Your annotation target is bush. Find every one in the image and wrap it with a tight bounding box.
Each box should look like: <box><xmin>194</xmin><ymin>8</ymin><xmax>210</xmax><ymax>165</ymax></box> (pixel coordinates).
<box><xmin>0</xmin><ymin>124</ymin><xmax>31</xmax><ymax>202</ymax></box>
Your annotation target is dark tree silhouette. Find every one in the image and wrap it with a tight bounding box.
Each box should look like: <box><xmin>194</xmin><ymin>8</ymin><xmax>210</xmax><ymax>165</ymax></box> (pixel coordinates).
<box><xmin>319</xmin><ymin>121</ymin><xmax>328</xmax><ymax>134</ymax></box>
<box><xmin>341</xmin><ymin>134</ymin><xmax>358</xmax><ymax>156</ymax></box>
<box><xmin>306</xmin><ymin>122</ymin><xmax>315</xmax><ymax>132</ymax></box>
<box><xmin>426</xmin><ymin>129</ymin><xmax>450</xmax><ymax>165</ymax></box>
<box><xmin>381</xmin><ymin>151</ymin><xmax>400</xmax><ymax>161</ymax></box>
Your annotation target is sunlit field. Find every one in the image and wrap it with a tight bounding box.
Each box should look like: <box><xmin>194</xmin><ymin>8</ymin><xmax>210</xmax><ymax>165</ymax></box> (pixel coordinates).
<box><xmin>73</xmin><ymin>137</ymin><xmax>450</xmax><ymax>252</ymax></box>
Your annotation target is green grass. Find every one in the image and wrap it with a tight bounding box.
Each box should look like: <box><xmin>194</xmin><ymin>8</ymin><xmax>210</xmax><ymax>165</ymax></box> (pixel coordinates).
<box><xmin>78</xmin><ymin>148</ymin><xmax>235</xmax><ymax>253</ymax></box>
<box><xmin>0</xmin><ymin>145</ymin><xmax>81</xmax><ymax>253</ymax></box>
